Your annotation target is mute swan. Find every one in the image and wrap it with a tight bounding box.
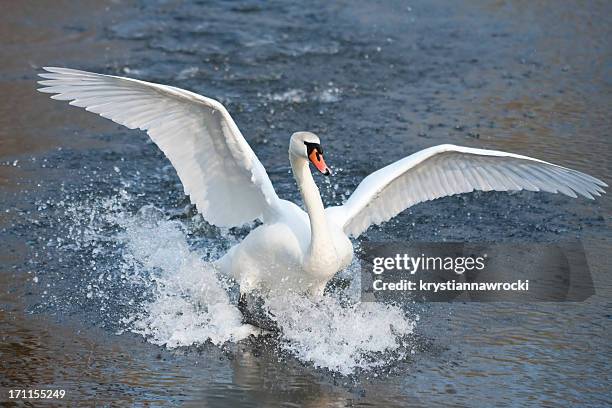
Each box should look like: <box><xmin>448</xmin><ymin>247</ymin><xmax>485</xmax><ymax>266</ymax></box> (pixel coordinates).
<box><xmin>38</xmin><ymin>67</ymin><xmax>607</xmax><ymax>297</ymax></box>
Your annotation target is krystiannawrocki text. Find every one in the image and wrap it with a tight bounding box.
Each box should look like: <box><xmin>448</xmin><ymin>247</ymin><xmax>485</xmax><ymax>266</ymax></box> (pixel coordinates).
<box><xmin>373</xmin><ymin>279</ymin><xmax>530</xmax><ymax>292</ymax></box>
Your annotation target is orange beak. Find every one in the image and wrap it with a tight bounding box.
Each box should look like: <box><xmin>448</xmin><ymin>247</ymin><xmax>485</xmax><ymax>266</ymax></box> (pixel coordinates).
<box><xmin>308</xmin><ymin>148</ymin><xmax>331</xmax><ymax>176</ymax></box>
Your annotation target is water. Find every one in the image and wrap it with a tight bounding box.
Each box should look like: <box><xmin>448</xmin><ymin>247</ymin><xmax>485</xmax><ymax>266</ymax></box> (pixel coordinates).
<box><xmin>1</xmin><ymin>0</ymin><xmax>611</xmax><ymax>406</ymax></box>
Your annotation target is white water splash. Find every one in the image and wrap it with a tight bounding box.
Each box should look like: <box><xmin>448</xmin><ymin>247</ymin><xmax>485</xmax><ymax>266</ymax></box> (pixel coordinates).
<box><xmin>59</xmin><ymin>192</ymin><xmax>415</xmax><ymax>374</ymax></box>
<box><xmin>121</xmin><ymin>206</ymin><xmax>254</xmax><ymax>346</ymax></box>
<box><xmin>266</xmin><ymin>294</ymin><xmax>415</xmax><ymax>375</ymax></box>
<box><xmin>262</xmin><ymin>87</ymin><xmax>342</xmax><ymax>104</ymax></box>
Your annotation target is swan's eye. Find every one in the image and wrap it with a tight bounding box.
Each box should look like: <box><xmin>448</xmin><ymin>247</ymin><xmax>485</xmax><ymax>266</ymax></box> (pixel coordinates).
<box><xmin>304</xmin><ymin>141</ymin><xmax>323</xmax><ymax>159</ymax></box>
<box><xmin>305</xmin><ymin>142</ymin><xmax>330</xmax><ymax>175</ymax></box>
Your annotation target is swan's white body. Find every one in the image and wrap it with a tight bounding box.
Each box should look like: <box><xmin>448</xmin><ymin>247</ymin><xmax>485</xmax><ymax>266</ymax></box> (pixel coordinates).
<box><xmin>216</xmin><ymin>198</ymin><xmax>352</xmax><ymax>296</ymax></box>
<box><xmin>38</xmin><ymin>67</ymin><xmax>607</xmax><ymax>297</ymax></box>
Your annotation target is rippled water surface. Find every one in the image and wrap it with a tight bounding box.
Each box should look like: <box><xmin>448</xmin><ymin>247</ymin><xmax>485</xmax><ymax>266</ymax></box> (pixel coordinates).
<box><xmin>1</xmin><ymin>0</ymin><xmax>611</xmax><ymax>406</ymax></box>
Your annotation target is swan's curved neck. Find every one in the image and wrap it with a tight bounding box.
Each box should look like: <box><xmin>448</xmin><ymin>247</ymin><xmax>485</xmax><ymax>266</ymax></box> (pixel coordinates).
<box><xmin>290</xmin><ymin>153</ymin><xmax>332</xmax><ymax>261</ymax></box>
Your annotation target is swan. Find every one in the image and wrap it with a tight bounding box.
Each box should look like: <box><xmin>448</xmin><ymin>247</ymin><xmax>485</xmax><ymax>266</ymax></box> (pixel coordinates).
<box><xmin>38</xmin><ymin>67</ymin><xmax>607</xmax><ymax>297</ymax></box>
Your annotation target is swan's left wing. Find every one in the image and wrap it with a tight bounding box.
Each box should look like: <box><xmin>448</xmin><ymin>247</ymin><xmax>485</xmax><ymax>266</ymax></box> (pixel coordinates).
<box><xmin>326</xmin><ymin>144</ymin><xmax>606</xmax><ymax>237</ymax></box>
<box><xmin>38</xmin><ymin>67</ymin><xmax>280</xmax><ymax>227</ymax></box>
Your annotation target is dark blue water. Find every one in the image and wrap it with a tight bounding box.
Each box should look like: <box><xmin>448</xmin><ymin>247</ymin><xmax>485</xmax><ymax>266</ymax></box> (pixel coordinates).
<box><xmin>1</xmin><ymin>0</ymin><xmax>610</xmax><ymax>406</ymax></box>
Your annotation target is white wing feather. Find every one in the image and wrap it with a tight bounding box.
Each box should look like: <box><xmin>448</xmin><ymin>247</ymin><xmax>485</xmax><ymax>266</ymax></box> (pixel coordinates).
<box><xmin>38</xmin><ymin>67</ymin><xmax>279</xmax><ymax>227</ymax></box>
<box><xmin>326</xmin><ymin>144</ymin><xmax>607</xmax><ymax>237</ymax></box>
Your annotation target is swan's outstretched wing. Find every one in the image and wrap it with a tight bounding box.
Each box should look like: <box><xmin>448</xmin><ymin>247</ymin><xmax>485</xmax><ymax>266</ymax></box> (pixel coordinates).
<box><xmin>326</xmin><ymin>144</ymin><xmax>607</xmax><ymax>237</ymax></box>
<box><xmin>38</xmin><ymin>67</ymin><xmax>280</xmax><ymax>227</ymax></box>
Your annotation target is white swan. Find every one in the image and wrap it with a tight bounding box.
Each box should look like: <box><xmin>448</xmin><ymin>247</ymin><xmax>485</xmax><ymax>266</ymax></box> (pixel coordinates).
<box><xmin>38</xmin><ymin>67</ymin><xmax>607</xmax><ymax>297</ymax></box>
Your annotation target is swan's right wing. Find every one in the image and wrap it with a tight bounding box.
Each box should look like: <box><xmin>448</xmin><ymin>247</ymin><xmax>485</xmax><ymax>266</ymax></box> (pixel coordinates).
<box><xmin>38</xmin><ymin>67</ymin><xmax>280</xmax><ymax>227</ymax></box>
<box><xmin>326</xmin><ymin>144</ymin><xmax>606</xmax><ymax>237</ymax></box>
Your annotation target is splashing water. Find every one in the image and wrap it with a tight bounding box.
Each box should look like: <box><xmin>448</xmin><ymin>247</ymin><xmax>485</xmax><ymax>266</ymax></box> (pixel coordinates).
<box><xmin>121</xmin><ymin>206</ymin><xmax>254</xmax><ymax>346</ymax></box>
<box><xmin>51</xmin><ymin>190</ymin><xmax>416</xmax><ymax>375</ymax></box>
<box><xmin>265</xmin><ymin>294</ymin><xmax>415</xmax><ymax>375</ymax></box>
